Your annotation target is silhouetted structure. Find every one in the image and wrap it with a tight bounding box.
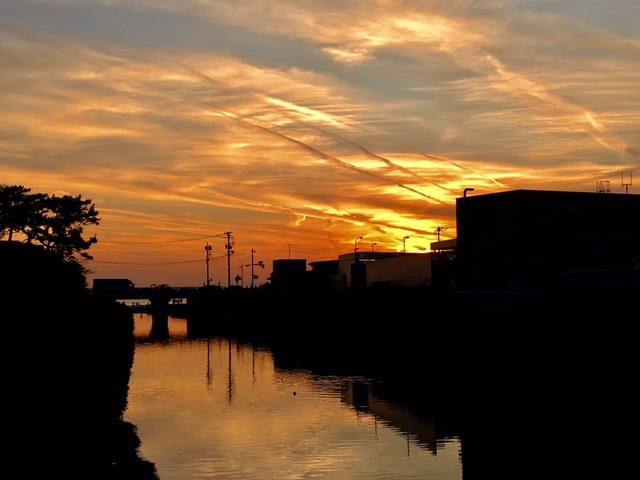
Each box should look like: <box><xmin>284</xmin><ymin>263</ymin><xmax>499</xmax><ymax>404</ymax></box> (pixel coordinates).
<box><xmin>92</xmin><ymin>277</ymin><xmax>135</xmax><ymax>293</ymax></box>
<box><xmin>270</xmin><ymin>259</ymin><xmax>307</xmax><ymax>289</ymax></box>
<box><xmin>430</xmin><ymin>238</ymin><xmax>458</xmax><ymax>291</ymax></box>
<box><xmin>455</xmin><ymin>189</ymin><xmax>640</xmax><ymax>293</ymax></box>
<box><xmin>306</xmin><ymin>259</ymin><xmax>342</xmax><ymax>290</ymax></box>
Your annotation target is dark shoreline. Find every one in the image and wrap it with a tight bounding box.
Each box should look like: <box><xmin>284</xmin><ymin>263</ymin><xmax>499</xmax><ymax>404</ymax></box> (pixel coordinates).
<box><xmin>3</xmin><ymin>241</ymin><xmax>159</xmax><ymax>479</ymax></box>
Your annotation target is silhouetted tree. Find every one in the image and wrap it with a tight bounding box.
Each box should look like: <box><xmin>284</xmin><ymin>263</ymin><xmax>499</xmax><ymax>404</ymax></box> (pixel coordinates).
<box><xmin>0</xmin><ymin>184</ymin><xmax>45</xmax><ymax>241</ymax></box>
<box><xmin>0</xmin><ymin>184</ymin><xmax>100</xmax><ymax>263</ymax></box>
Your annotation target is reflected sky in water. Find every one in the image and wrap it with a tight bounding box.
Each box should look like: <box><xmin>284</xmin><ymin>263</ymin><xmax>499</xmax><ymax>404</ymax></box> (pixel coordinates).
<box><xmin>125</xmin><ymin>314</ymin><xmax>462</xmax><ymax>479</ymax></box>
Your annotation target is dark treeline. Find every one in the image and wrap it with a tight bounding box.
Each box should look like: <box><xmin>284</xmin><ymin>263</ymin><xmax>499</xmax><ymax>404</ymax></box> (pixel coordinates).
<box><xmin>1</xmin><ymin>184</ymin><xmax>157</xmax><ymax>476</ymax></box>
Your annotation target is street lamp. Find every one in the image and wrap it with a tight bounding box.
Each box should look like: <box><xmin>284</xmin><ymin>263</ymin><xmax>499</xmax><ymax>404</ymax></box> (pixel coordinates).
<box><xmin>354</xmin><ymin>236</ymin><xmax>363</xmax><ymax>264</ymax></box>
<box><xmin>204</xmin><ymin>243</ymin><xmax>212</xmax><ymax>287</ymax></box>
<box><xmin>403</xmin><ymin>236</ymin><xmax>410</xmax><ymax>253</ymax></box>
<box><xmin>371</xmin><ymin>242</ymin><xmax>378</xmax><ymax>252</ymax></box>
<box><xmin>354</xmin><ymin>236</ymin><xmax>363</xmax><ymax>253</ymax></box>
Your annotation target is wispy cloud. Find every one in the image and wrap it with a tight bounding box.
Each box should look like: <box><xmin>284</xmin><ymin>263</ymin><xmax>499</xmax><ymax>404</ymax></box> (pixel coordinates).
<box><xmin>1</xmin><ymin>0</ymin><xmax>638</xmax><ymax>285</ymax></box>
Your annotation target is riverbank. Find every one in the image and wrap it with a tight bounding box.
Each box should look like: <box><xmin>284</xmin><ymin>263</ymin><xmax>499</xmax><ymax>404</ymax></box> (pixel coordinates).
<box><xmin>2</xmin><ymin>242</ymin><xmax>159</xmax><ymax>479</ymax></box>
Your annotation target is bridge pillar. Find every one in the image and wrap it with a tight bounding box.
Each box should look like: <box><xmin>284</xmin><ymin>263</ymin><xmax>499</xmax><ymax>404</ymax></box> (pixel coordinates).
<box><xmin>148</xmin><ymin>288</ymin><xmax>171</xmax><ymax>340</ymax></box>
<box><xmin>149</xmin><ymin>310</ymin><xmax>170</xmax><ymax>340</ymax></box>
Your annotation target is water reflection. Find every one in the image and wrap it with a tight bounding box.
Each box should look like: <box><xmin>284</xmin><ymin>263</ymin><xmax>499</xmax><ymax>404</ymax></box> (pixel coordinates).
<box><xmin>343</xmin><ymin>379</ymin><xmax>438</xmax><ymax>453</ymax></box>
<box><xmin>130</xmin><ymin>311</ymin><xmax>635</xmax><ymax>479</ymax></box>
<box><xmin>126</xmin><ymin>314</ymin><xmax>463</xmax><ymax>480</ymax></box>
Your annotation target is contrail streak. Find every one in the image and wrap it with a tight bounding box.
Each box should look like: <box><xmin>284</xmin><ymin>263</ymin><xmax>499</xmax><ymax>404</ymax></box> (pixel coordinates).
<box><xmin>182</xmin><ymin>63</ymin><xmax>454</xmax><ymax>233</ymax></box>
<box><xmin>419</xmin><ymin>152</ymin><xmax>504</xmax><ymax>187</ymax></box>
<box><xmin>215</xmin><ymin>110</ymin><xmax>451</xmax><ymax>206</ymax></box>
<box><xmin>311</xmin><ymin>126</ymin><xmax>462</xmax><ymax>196</ymax></box>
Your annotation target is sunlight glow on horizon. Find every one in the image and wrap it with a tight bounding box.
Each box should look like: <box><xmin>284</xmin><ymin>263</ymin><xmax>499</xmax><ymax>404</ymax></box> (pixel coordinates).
<box><xmin>1</xmin><ymin>0</ymin><xmax>638</xmax><ymax>286</ymax></box>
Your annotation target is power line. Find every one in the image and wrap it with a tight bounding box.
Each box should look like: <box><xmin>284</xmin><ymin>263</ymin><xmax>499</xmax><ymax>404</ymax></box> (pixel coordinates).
<box><xmin>98</xmin><ymin>234</ymin><xmax>222</xmax><ymax>245</ymax></box>
<box><xmin>92</xmin><ymin>252</ymin><xmax>228</xmax><ymax>266</ymax></box>
<box><xmin>92</xmin><ymin>259</ymin><xmax>205</xmax><ymax>266</ymax></box>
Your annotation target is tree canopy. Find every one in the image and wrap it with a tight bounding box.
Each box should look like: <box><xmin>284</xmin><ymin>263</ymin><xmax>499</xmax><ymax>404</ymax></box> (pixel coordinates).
<box><xmin>0</xmin><ymin>184</ymin><xmax>100</xmax><ymax>264</ymax></box>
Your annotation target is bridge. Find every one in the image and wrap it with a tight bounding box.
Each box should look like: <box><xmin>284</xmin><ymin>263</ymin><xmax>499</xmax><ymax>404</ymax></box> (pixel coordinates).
<box><xmin>92</xmin><ymin>284</ymin><xmax>264</xmax><ymax>339</ymax></box>
<box><xmin>94</xmin><ymin>285</ymin><xmax>200</xmax><ymax>300</ymax></box>
<box><xmin>91</xmin><ymin>284</ymin><xmax>207</xmax><ymax>314</ymax></box>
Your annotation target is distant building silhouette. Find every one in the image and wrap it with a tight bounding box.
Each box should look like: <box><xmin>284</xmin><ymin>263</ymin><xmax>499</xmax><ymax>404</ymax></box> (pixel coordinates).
<box><xmin>92</xmin><ymin>278</ymin><xmax>135</xmax><ymax>293</ymax></box>
<box><xmin>338</xmin><ymin>251</ymin><xmax>431</xmax><ymax>288</ymax></box>
<box><xmin>270</xmin><ymin>259</ymin><xmax>307</xmax><ymax>289</ymax></box>
<box><xmin>268</xmin><ymin>189</ymin><xmax>639</xmax><ymax>299</ymax></box>
<box><xmin>307</xmin><ymin>260</ymin><xmax>343</xmax><ymax>291</ymax></box>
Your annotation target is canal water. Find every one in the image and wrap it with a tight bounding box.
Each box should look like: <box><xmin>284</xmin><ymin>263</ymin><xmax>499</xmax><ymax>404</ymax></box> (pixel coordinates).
<box><xmin>124</xmin><ymin>314</ymin><xmax>463</xmax><ymax>480</ymax></box>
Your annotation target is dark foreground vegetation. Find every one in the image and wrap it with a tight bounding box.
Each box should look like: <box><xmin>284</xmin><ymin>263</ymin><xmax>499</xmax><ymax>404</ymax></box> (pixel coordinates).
<box><xmin>2</xmin><ymin>241</ymin><xmax>158</xmax><ymax>479</ymax></box>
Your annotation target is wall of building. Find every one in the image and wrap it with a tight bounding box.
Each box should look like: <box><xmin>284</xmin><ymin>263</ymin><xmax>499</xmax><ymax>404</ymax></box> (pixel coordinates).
<box><xmin>455</xmin><ymin>190</ymin><xmax>640</xmax><ymax>292</ymax></box>
<box><xmin>338</xmin><ymin>252</ymin><xmax>432</xmax><ymax>288</ymax></box>
<box><xmin>270</xmin><ymin>259</ymin><xmax>308</xmax><ymax>289</ymax></box>
<box><xmin>366</xmin><ymin>253</ymin><xmax>432</xmax><ymax>287</ymax></box>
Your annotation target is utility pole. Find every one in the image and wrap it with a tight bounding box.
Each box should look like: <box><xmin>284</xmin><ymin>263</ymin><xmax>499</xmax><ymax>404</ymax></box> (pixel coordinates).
<box><xmin>224</xmin><ymin>231</ymin><xmax>233</xmax><ymax>288</ymax></box>
<box><xmin>204</xmin><ymin>243</ymin><xmax>212</xmax><ymax>286</ymax></box>
<box><xmin>250</xmin><ymin>249</ymin><xmax>255</xmax><ymax>289</ymax></box>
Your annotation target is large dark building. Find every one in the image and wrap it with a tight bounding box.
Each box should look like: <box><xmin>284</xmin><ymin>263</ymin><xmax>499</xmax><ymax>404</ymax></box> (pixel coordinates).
<box><xmin>270</xmin><ymin>259</ymin><xmax>308</xmax><ymax>289</ymax></box>
<box><xmin>455</xmin><ymin>189</ymin><xmax>640</xmax><ymax>293</ymax></box>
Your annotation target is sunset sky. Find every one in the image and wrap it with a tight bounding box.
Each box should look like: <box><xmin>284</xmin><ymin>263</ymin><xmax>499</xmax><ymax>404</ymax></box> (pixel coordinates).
<box><xmin>2</xmin><ymin>1</ymin><xmax>638</xmax><ymax>287</ymax></box>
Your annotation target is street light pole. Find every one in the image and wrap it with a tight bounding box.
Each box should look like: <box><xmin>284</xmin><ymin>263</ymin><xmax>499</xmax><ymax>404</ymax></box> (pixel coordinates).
<box><xmin>403</xmin><ymin>236</ymin><xmax>410</xmax><ymax>253</ymax></box>
<box><xmin>371</xmin><ymin>242</ymin><xmax>377</xmax><ymax>252</ymax></box>
<box><xmin>354</xmin><ymin>236</ymin><xmax>363</xmax><ymax>253</ymax></box>
<box><xmin>245</xmin><ymin>249</ymin><xmax>265</xmax><ymax>289</ymax></box>
<box><xmin>354</xmin><ymin>236</ymin><xmax>363</xmax><ymax>262</ymax></box>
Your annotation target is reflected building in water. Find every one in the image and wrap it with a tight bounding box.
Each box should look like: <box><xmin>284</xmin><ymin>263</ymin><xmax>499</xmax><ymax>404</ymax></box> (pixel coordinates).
<box><xmin>341</xmin><ymin>379</ymin><xmax>440</xmax><ymax>455</ymax></box>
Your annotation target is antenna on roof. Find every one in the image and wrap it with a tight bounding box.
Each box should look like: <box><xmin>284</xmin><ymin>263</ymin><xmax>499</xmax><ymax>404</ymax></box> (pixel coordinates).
<box><xmin>596</xmin><ymin>181</ymin><xmax>610</xmax><ymax>193</ymax></box>
<box><xmin>434</xmin><ymin>226</ymin><xmax>448</xmax><ymax>242</ymax></box>
<box><xmin>622</xmin><ymin>172</ymin><xmax>632</xmax><ymax>194</ymax></box>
